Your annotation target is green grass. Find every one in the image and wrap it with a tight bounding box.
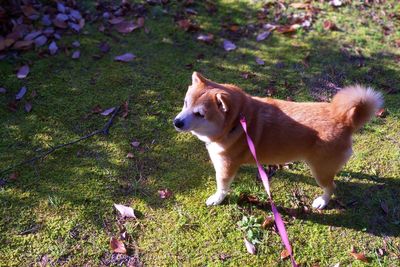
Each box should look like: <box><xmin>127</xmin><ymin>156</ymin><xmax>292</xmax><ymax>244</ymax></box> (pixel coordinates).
<box><xmin>1</xmin><ymin>0</ymin><xmax>399</xmax><ymax>266</ymax></box>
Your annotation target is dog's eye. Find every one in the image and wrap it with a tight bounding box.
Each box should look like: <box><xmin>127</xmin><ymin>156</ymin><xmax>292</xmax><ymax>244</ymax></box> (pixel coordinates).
<box><xmin>194</xmin><ymin>111</ymin><xmax>204</xmax><ymax>118</ymax></box>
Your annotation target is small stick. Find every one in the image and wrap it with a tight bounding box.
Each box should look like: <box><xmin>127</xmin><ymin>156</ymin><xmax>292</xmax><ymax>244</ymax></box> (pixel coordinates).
<box><xmin>0</xmin><ymin>106</ymin><xmax>121</xmax><ymax>175</ymax></box>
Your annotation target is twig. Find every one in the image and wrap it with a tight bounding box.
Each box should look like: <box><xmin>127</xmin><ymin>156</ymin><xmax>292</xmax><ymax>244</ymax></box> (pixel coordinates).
<box><xmin>1</xmin><ymin>106</ymin><xmax>121</xmax><ymax>175</ymax></box>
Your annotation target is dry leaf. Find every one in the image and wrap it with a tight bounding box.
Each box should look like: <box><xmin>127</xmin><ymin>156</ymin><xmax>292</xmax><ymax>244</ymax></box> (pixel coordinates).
<box><xmin>25</xmin><ymin>102</ymin><xmax>32</xmax><ymax>112</ymax></box>
<box><xmin>131</xmin><ymin>141</ymin><xmax>140</xmax><ymax>148</ymax></box>
<box><xmin>17</xmin><ymin>65</ymin><xmax>30</xmax><ymax>79</ymax></box>
<box><xmin>350</xmin><ymin>252</ymin><xmax>368</xmax><ymax>262</ymax></box>
<box><xmin>350</xmin><ymin>246</ymin><xmax>369</xmax><ymax>263</ymax></box>
<box><xmin>177</xmin><ymin>19</ymin><xmax>199</xmax><ymax>32</ymax></box>
<box><xmin>261</xmin><ymin>216</ymin><xmax>274</xmax><ymax>228</ymax></box>
<box><xmin>114</xmin><ymin>204</ymin><xmax>136</xmax><ymax>218</ymax></box>
<box><xmin>110</xmin><ymin>237</ymin><xmax>127</xmax><ymax>254</ymax></box>
<box><xmin>24</xmin><ymin>31</ymin><xmax>41</xmax><ymax>41</ymax></box>
<box><xmin>91</xmin><ymin>105</ymin><xmax>102</xmax><ymax>114</ymax></box>
<box><xmin>375</xmin><ymin>108</ymin><xmax>388</xmax><ymax>118</ymax></box>
<box><xmin>9</xmin><ymin>172</ymin><xmax>19</xmax><ymax>180</ymax></box>
<box><xmin>323</xmin><ymin>20</ymin><xmax>337</xmax><ymax>31</ymax></box>
<box><xmin>121</xmin><ymin>101</ymin><xmax>128</xmax><ymax>118</ymax></box>
<box><xmin>244</xmin><ymin>238</ymin><xmax>256</xmax><ymax>254</ymax></box>
<box><xmin>49</xmin><ymin>41</ymin><xmax>58</xmax><ymax>55</ymax></box>
<box><xmin>34</xmin><ymin>35</ymin><xmax>47</xmax><ymax>47</ymax></box>
<box><xmin>256</xmin><ymin>31</ymin><xmax>271</xmax><ymax>42</ymax></box>
<box><xmin>280</xmin><ymin>249</ymin><xmax>290</xmax><ymax>260</ymax></box>
<box><xmin>197</xmin><ymin>33</ymin><xmax>214</xmax><ymax>44</ymax></box>
<box><xmin>16</xmin><ymin>86</ymin><xmax>27</xmax><ymax>100</ymax></box>
<box><xmin>12</xmin><ymin>40</ymin><xmax>33</xmax><ymax>50</ymax></box>
<box><xmin>115</xmin><ymin>21</ymin><xmax>139</xmax><ymax>33</ymax></box>
<box><xmin>72</xmin><ymin>50</ymin><xmax>80</xmax><ymax>59</ymax></box>
<box><xmin>290</xmin><ymin>3</ymin><xmax>310</xmax><ymax>9</ymax></box>
<box><xmin>255</xmin><ymin>57</ymin><xmax>265</xmax><ymax>65</ymax></box>
<box><xmin>101</xmin><ymin>107</ymin><xmax>116</xmax><ymax>116</ymax></box>
<box><xmin>223</xmin><ymin>39</ymin><xmax>236</xmax><ymax>51</ymax></box>
<box><xmin>330</xmin><ymin>0</ymin><xmax>343</xmax><ymax>7</ymax></box>
<box><xmin>114</xmin><ymin>53</ymin><xmax>136</xmax><ymax>62</ymax></box>
<box><xmin>276</xmin><ymin>24</ymin><xmax>300</xmax><ymax>34</ymax></box>
<box><xmin>158</xmin><ymin>188</ymin><xmax>172</xmax><ymax>199</ymax></box>
<box><xmin>109</xmin><ymin>17</ymin><xmax>125</xmax><ymax>25</ymax></box>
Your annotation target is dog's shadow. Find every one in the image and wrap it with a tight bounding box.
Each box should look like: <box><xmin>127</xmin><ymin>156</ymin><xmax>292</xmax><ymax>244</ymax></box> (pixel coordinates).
<box><xmin>237</xmin><ymin>167</ymin><xmax>400</xmax><ymax>237</ymax></box>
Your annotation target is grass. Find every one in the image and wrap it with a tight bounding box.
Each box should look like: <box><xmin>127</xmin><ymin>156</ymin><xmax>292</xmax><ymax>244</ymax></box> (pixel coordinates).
<box><xmin>1</xmin><ymin>0</ymin><xmax>399</xmax><ymax>266</ymax></box>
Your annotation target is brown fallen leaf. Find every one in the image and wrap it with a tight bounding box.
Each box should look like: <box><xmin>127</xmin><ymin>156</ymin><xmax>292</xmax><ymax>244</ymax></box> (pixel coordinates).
<box><xmin>110</xmin><ymin>237</ymin><xmax>127</xmax><ymax>254</ymax></box>
<box><xmin>276</xmin><ymin>24</ymin><xmax>301</xmax><ymax>34</ymax></box>
<box><xmin>323</xmin><ymin>20</ymin><xmax>337</xmax><ymax>31</ymax></box>
<box><xmin>158</xmin><ymin>188</ymin><xmax>172</xmax><ymax>199</ymax></box>
<box><xmin>280</xmin><ymin>249</ymin><xmax>290</xmax><ymax>260</ymax></box>
<box><xmin>375</xmin><ymin>108</ymin><xmax>388</xmax><ymax>118</ymax></box>
<box><xmin>9</xmin><ymin>172</ymin><xmax>19</xmax><ymax>181</ymax></box>
<box><xmin>290</xmin><ymin>3</ymin><xmax>310</xmax><ymax>9</ymax></box>
<box><xmin>350</xmin><ymin>246</ymin><xmax>369</xmax><ymax>263</ymax></box>
<box><xmin>12</xmin><ymin>40</ymin><xmax>33</xmax><ymax>50</ymax></box>
<box><xmin>91</xmin><ymin>105</ymin><xmax>102</xmax><ymax>114</ymax></box>
<box><xmin>121</xmin><ymin>101</ymin><xmax>128</xmax><ymax>118</ymax></box>
<box><xmin>261</xmin><ymin>216</ymin><xmax>274</xmax><ymax>228</ymax></box>
<box><xmin>115</xmin><ymin>21</ymin><xmax>139</xmax><ymax>34</ymax></box>
<box><xmin>177</xmin><ymin>19</ymin><xmax>199</xmax><ymax>32</ymax></box>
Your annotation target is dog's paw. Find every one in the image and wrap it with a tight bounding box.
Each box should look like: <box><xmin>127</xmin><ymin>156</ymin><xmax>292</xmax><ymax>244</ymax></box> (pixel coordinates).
<box><xmin>206</xmin><ymin>192</ymin><xmax>227</xmax><ymax>206</ymax></box>
<box><xmin>312</xmin><ymin>196</ymin><xmax>329</xmax><ymax>209</ymax></box>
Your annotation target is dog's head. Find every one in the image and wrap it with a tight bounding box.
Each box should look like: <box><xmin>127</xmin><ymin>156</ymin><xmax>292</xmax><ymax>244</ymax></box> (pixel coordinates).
<box><xmin>173</xmin><ymin>72</ymin><xmax>233</xmax><ymax>142</ymax></box>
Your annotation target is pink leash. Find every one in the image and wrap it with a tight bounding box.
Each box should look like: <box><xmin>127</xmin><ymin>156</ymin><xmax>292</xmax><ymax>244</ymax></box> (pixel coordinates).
<box><xmin>240</xmin><ymin>115</ymin><xmax>298</xmax><ymax>267</ymax></box>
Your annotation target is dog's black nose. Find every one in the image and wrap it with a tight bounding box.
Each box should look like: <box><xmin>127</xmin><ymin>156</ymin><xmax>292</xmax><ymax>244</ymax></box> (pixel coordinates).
<box><xmin>174</xmin><ymin>118</ymin><xmax>184</xmax><ymax>129</ymax></box>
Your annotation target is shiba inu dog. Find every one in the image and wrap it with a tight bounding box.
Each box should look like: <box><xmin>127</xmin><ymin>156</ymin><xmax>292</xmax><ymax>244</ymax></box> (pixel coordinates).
<box><xmin>174</xmin><ymin>72</ymin><xmax>383</xmax><ymax>209</ymax></box>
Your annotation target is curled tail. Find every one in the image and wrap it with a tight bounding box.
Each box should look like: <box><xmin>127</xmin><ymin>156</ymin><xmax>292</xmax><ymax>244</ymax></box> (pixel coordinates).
<box><xmin>331</xmin><ymin>85</ymin><xmax>383</xmax><ymax>131</ymax></box>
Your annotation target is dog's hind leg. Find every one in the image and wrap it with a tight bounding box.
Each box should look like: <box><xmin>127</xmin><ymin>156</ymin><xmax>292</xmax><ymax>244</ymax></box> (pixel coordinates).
<box><xmin>206</xmin><ymin>156</ymin><xmax>239</xmax><ymax>206</ymax></box>
<box><xmin>307</xmin><ymin>149</ymin><xmax>352</xmax><ymax>209</ymax></box>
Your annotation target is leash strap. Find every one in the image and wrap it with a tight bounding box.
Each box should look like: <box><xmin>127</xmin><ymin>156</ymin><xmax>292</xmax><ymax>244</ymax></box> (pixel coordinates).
<box><xmin>240</xmin><ymin>115</ymin><xmax>298</xmax><ymax>267</ymax></box>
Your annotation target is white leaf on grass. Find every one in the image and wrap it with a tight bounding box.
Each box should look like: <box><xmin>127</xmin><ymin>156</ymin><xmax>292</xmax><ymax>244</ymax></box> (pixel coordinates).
<box><xmin>223</xmin><ymin>39</ymin><xmax>236</xmax><ymax>51</ymax></box>
<box><xmin>17</xmin><ymin>65</ymin><xmax>30</xmax><ymax>79</ymax></box>
<box><xmin>114</xmin><ymin>53</ymin><xmax>136</xmax><ymax>62</ymax></box>
<box><xmin>114</xmin><ymin>204</ymin><xmax>136</xmax><ymax>218</ymax></box>
<box><xmin>244</xmin><ymin>238</ymin><xmax>256</xmax><ymax>255</ymax></box>
<box><xmin>100</xmin><ymin>107</ymin><xmax>116</xmax><ymax>116</ymax></box>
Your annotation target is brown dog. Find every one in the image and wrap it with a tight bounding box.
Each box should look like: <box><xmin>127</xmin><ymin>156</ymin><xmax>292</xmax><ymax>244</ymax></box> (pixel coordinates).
<box><xmin>174</xmin><ymin>72</ymin><xmax>383</xmax><ymax>209</ymax></box>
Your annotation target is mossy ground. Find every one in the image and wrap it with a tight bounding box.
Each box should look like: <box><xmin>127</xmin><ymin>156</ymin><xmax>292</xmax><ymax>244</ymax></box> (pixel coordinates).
<box><xmin>1</xmin><ymin>1</ymin><xmax>399</xmax><ymax>266</ymax></box>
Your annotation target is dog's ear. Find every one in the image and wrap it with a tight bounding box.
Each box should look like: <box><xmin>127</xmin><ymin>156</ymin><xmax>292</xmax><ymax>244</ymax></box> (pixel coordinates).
<box><xmin>192</xmin><ymin>71</ymin><xmax>206</xmax><ymax>86</ymax></box>
<box><xmin>216</xmin><ymin>93</ymin><xmax>228</xmax><ymax>112</ymax></box>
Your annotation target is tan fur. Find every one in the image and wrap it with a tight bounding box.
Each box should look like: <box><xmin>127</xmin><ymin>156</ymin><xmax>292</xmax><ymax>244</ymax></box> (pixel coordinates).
<box><xmin>174</xmin><ymin>72</ymin><xmax>383</xmax><ymax>208</ymax></box>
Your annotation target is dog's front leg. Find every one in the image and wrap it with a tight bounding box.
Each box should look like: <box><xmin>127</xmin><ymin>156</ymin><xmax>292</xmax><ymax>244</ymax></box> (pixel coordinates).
<box><xmin>206</xmin><ymin>155</ymin><xmax>238</xmax><ymax>206</ymax></box>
